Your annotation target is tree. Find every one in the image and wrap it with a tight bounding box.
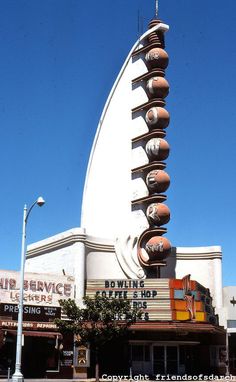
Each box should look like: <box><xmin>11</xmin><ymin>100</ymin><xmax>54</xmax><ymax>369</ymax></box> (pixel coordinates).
<box><xmin>55</xmin><ymin>295</ymin><xmax>142</xmax><ymax>381</ymax></box>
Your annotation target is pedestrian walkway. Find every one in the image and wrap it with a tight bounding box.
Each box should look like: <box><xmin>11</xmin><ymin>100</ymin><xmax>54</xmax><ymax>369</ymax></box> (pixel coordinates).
<box><xmin>1</xmin><ymin>378</ymin><xmax>236</xmax><ymax>382</ymax></box>
<box><xmin>0</xmin><ymin>378</ymin><xmax>236</xmax><ymax>382</ymax></box>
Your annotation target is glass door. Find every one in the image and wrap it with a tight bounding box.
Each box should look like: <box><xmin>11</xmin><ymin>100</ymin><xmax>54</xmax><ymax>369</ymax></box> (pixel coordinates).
<box><xmin>166</xmin><ymin>346</ymin><xmax>178</xmax><ymax>374</ymax></box>
<box><xmin>130</xmin><ymin>344</ymin><xmax>152</xmax><ymax>375</ymax></box>
<box><xmin>153</xmin><ymin>345</ymin><xmax>178</xmax><ymax>375</ymax></box>
<box><xmin>153</xmin><ymin>346</ymin><xmax>165</xmax><ymax>374</ymax></box>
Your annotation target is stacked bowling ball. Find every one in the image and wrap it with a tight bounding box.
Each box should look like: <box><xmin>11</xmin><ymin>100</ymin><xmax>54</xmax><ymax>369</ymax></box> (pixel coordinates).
<box><xmin>137</xmin><ymin>19</ymin><xmax>172</xmax><ymax>269</ymax></box>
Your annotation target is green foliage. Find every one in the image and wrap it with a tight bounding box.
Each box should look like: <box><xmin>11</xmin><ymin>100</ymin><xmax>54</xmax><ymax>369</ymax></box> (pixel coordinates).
<box><xmin>55</xmin><ymin>295</ymin><xmax>142</xmax><ymax>347</ymax></box>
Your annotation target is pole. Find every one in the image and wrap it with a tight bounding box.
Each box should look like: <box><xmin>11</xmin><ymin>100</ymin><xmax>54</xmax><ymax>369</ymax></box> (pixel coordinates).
<box><xmin>12</xmin><ymin>197</ymin><xmax>45</xmax><ymax>382</ymax></box>
<box><xmin>12</xmin><ymin>205</ymin><xmax>27</xmax><ymax>382</ymax></box>
<box><xmin>225</xmin><ymin>330</ymin><xmax>230</xmax><ymax>376</ymax></box>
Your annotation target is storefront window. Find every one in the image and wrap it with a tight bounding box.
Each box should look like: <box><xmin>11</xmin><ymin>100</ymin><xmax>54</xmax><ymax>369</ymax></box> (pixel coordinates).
<box><xmin>144</xmin><ymin>345</ymin><xmax>150</xmax><ymax>362</ymax></box>
<box><xmin>166</xmin><ymin>346</ymin><xmax>178</xmax><ymax>374</ymax></box>
<box><xmin>132</xmin><ymin>345</ymin><xmax>143</xmax><ymax>361</ymax></box>
<box><xmin>131</xmin><ymin>345</ymin><xmax>150</xmax><ymax>362</ymax></box>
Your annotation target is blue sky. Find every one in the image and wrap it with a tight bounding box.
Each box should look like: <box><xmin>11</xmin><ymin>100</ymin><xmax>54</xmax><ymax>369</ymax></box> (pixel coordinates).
<box><xmin>0</xmin><ymin>0</ymin><xmax>235</xmax><ymax>286</ymax></box>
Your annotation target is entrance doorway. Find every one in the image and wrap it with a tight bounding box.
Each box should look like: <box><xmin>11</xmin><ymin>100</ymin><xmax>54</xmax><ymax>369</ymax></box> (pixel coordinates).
<box><xmin>153</xmin><ymin>345</ymin><xmax>178</xmax><ymax>375</ymax></box>
<box><xmin>130</xmin><ymin>343</ymin><xmax>179</xmax><ymax>376</ymax></box>
<box><xmin>22</xmin><ymin>336</ymin><xmax>59</xmax><ymax>377</ymax></box>
<box><xmin>130</xmin><ymin>343</ymin><xmax>200</xmax><ymax>376</ymax></box>
<box><xmin>1</xmin><ymin>333</ymin><xmax>60</xmax><ymax>378</ymax></box>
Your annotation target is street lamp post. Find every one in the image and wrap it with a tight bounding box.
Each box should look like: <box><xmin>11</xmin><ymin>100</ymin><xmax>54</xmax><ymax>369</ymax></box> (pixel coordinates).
<box><xmin>226</xmin><ymin>329</ymin><xmax>230</xmax><ymax>376</ymax></box>
<box><xmin>12</xmin><ymin>197</ymin><xmax>45</xmax><ymax>382</ymax></box>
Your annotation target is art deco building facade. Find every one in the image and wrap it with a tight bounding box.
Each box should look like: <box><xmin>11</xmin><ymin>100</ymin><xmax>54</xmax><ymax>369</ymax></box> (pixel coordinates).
<box><xmin>21</xmin><ymin>15</ymin><xmax>234</xmax><ymax>377</ymax></box>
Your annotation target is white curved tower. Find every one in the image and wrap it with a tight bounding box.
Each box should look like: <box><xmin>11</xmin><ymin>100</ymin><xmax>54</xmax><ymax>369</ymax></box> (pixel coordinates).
<box><xmin>81</xmin><ymin>22</ymin><xmax>169</xmax><ymax>242</ymax></box>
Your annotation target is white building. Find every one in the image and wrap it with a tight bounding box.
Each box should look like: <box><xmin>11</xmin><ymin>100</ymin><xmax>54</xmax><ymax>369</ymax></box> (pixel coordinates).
<box><xmin>23</xmin><ymin>15</ymin><xmax>233</xmax><ymax>377</ymax></box>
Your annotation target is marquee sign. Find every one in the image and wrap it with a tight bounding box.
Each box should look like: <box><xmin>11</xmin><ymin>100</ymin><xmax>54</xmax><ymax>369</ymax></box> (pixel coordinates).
<box><xmin>0</xmin><ymin>270</ymin><xmax>74</xmax><ymax>306</ymax></box>
<box><xmin>86</xmin><ymin>278</ymin><xmax>217</xmax><ymax>323</ymax></box>
<box><xmin>87</xmin><ymin>279</ymin><xmax>171</xmax><ymax>321</ymax></box>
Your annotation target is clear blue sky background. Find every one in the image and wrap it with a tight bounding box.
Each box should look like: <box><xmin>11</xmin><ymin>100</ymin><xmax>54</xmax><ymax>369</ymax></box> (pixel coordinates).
<box><xmin>0</xmin><ymin>0</ymin><xmax>235</xmax><ymax>286</ymax></box>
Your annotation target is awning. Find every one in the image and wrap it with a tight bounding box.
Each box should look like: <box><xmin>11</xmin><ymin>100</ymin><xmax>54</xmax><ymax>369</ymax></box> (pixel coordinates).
<box><xmin>129</xmin><ymin>321</ymin><xmax>226</xmax><ymax>334</ymax></box>
<box><xmin>5</xmin><ymin>330</ymin><xmax>62</xmax><ymax>339</ymax></box>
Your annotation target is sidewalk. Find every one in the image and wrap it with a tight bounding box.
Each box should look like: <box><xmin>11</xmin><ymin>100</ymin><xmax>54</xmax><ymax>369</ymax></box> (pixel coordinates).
<box><xmin>0</xmin><ymin>379</ymin><xmax>236</xmax><ymax>382</ymax></box>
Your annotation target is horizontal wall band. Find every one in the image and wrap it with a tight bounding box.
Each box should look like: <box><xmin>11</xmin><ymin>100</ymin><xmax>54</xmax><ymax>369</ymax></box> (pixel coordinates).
<box><xmin>26</xmin><ymin>229</ymin><xmax>222</xmax><ymax>261</ymax></box>
<box><xmin>26</xmin><ymin>233</ymin><xmax>87</xmax><ymax>258</ymax></box>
